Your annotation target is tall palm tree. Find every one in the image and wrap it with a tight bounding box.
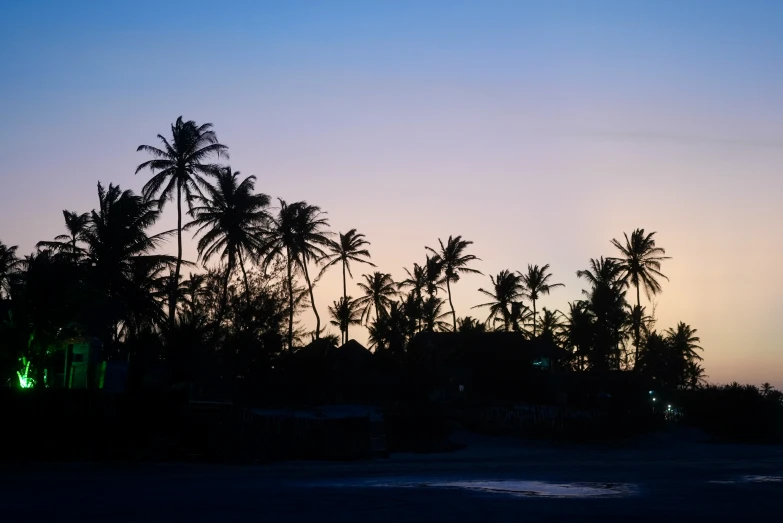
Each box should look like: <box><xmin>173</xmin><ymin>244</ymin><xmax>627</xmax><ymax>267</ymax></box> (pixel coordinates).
<box><xmin>610</xmin><ymin>229</ymin><xmax>670</xmax><ymax>361</ymax></box>
<box><xmin>135</xmin><ymin>116</ymin><xmax>228</xmax><ymax>323</ymax></box>
<box><xmin>473</xmin><ymin>270</ymin><xmax>524</xmax><ymax>331</ymax></box>
<box><xmin>520</xmin><ymin>264</ymin><xmax>564</xmax><ymax>337</ymax></box>
<box><xmin>82</xmin><ymin>183</ymin><xmax>175</xmax><ymax>298</ymax></box>
<box><xmin>187</xmin><ymin>167</ymin><xmax>270</xmax><ymax>310</ymax></box>
<box><xmin>328</xmin><ymin>296</ymin><xmax>362</xmax><ymax>344</ymax></box>
<box><xmin>258</xmin><ymin>200</ymin><xmax>331</xmax><ymax>348</ymax></box>
<box><xmin>0</xmin><ymin>242</ymin><xmax>24</xmax><ymax>299</ymax></box>
<box><xmin>426</xmin><ymin>235</ymin><xmax>481</xmax><ymax>331</ymax></box>
<box><xmin>37</xmin><ymin>210</ymin><xmax>89</xmax><ymax>259</ymax></box>
<box><xmin>355</xmin><ymin>272</ymin><xmax>398</xmax><ymax>324</ymax></box>
<box><xmin>81</xmin><ymin>183</ymin><xmax>177</xmax><ymax>347</ymax></box>
<box><xmin>319</xmin><ymin>229</ymin><xmax>375</xmax><ymax>341</ymax></box>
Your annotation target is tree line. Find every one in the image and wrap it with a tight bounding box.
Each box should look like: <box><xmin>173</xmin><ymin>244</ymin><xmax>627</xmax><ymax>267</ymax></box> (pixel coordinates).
<box><xmin>0</xmin><ymin>116</ymin><xmax>706</xmax><ymax>391</ymax></box>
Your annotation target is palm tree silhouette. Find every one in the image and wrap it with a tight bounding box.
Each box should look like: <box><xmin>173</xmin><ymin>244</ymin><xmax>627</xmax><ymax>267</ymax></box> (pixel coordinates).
<box><xmin>473</xmin><ymin>270</ymin><xmax>524</xmax><ymax>331</ymax></box>
<box><xmin>0</xmin><ymin>242</ymin><xmax>24</xmax><ymax>299</ymax></box>
<box><xmin>457</xmin><ymin>316</ymin><xmax>487</xmax><ymax>333</ymax></box>
<box><xmin>328</xmin><ymin>296</ymin><xmax>362</xmax><ymax>344</ymax></box>
<box><xmin>424</xmin><ymin>255</ymin><xmax>443</xmax><ymax>298</ymax></box>
<box><xmin>258</xmin><ymin>200</ymin><xmax>330</xmax><ymax>348</ymax></box>
<box><xmin>82</xmin><ymin>183</ymin><xmax>176</xmax><ymax>297</ymax></box>
<box><xmin>507</xmin><ymin>301</ymin><xmax>533</xmax><ymax>335</ymax></box>
<box><xmin>520</xmin><ymin>264</ymin><xmax>564</xmax><ymax>337</ymax></box>
<box><xmin>355</xmin><ymin>271</ymin><xmax>398</xmax><ymax>324</ymax></box>
<box><xmin>135</xmin><ymin>116</ymin><xmax>228</xmax><ymax>324</ymax></box>
<box><xmin>426</xmin><ymin>235</ymin><xmax>481</xmax><ymax>331</ymax></box>
<box><xmin>563</xmin><ymin>301</ymin><xmax>594</xmax><ymax>370</ymax></box>
<box><xmin>610</xmin><ymin>229</ymin><xmax>670</xmax><ymax>362</ymax></box>
<box><xmin>421</xmin><ymin>295</ymin><xmax>451</xmax><ymax>332</ymax></box>
<box><xmin>400</xmin><ymin>262</ymin><xmax>427</xmax><ymax>300</ymax></box>
<box><xmin>37</xmin><ymin>210</ymin><xmax>89</xmax><ymax>259</ymax></box>
<box><xmin>665</xmin><ymin>322</ymin><xmax>703</xmax><ymax>364</ymax></box>
<box><xmin>538</xmin><ymin>307</ymin><xmax>565</xmax><ymax>343</ymax></box>
<box><xmin>320</xmin><ymin>229</ymin><xmax>375</xmax><ymax>341</ymax></box>
<box><xmin>188</xmin><ymin>167</ymin><xmax>270</xmax><ymax>307</ymax></box>
<box><xmin>81</xmin><ymin>183</ymin><xmax>177</xmax><ymax>348</ymax></box>
<box><xmin>577</xmin><ymin>257</ymin><xmax>629</xmax><ymax>370</ymax></box>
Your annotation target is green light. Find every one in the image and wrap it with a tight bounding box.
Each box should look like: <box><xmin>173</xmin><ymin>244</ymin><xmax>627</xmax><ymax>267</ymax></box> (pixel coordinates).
<box><xmin>16</xmin><ymin>357</ymin><xmax>34</xmax><ymax>389</ymax></box>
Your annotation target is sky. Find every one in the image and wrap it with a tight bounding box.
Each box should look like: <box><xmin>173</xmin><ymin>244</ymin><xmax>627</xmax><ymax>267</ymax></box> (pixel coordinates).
<box><xmin>1</xmin><ymin>0</ymin><xmax>782</xmax><ymax>387</ymax></box>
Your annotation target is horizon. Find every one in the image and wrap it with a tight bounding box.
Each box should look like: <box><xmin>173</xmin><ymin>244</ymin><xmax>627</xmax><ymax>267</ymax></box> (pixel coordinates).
<box><xmin>2</xmin><ymin>1</ymin><xmax>782</xmax><ymax>387</ymax></box>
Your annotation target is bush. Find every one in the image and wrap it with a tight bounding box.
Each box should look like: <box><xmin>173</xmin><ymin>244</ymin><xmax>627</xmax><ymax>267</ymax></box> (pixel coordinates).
<box><xmin>679</xmin><ymin>384</ymin><xmax>783</xmax><ymax>443</ymax></box>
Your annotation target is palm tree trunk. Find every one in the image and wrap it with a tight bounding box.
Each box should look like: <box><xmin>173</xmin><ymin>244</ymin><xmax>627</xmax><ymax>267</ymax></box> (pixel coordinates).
<box><xmin>286</xmin><ymin>246</ymin><xmax>294</xmax><ymax>350</ymax></box>
<box><xmin>634</xmin><ymin>284</ymin><xmax>641</xmax><ymax>366</ymax></box>
<box><xmin>342</xmin><ymin>260</ymin><xmax>348</xmax><ymax>343</ymax></box>
<box><xmin>214</xmin><ymin>250</ymin><xmax>234</xmax><ymax>340</ymax></box>
<box><xmin>446</xmin><ymin>278</ymin><xmax>456</xmax><ymax>332</ymax></box>
<box><xmin>532</xmin><ymin>299</ymin><xmax>537</xmax><ymax>338</ymax></box>
<box><xmin>238</xmin><ymin>250</ymin><xmax>251</xmax><ymax>299</ymax></box>
<box><xmin>170</xmin><ymin>182</ymin><xmax>183</xmax><ymax>325</ymax></box>
<box><xmin>301</xmin><ymin>256</ymin><xmax>320</xmax><ymax>339</ymax></box>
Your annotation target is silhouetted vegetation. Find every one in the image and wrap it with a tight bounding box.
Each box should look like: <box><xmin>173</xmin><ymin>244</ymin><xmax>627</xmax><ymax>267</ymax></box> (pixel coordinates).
<box><xmin>1</xmin><ymin>115</ymin><xmax>777</xmax><ymax>459</ymax></box>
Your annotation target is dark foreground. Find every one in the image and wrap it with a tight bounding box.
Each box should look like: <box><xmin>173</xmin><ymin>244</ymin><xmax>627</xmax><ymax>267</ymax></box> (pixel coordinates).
<box><xmin>2</xmin><ymin>432</ymin><xmax>782</xmax><ymax>522</ymax></box>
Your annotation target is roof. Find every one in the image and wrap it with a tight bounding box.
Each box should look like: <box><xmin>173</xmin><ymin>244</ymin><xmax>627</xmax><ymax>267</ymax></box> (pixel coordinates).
<box><xmin>291</xmin><ymin>338</ymin><xmax>375</xmax><ymax>372</ymax></box>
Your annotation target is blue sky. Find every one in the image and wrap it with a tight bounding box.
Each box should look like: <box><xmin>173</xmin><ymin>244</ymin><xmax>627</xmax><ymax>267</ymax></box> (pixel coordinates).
<box><xmin>1</xmin><ymin>1</ymin><xmax>782</xmax><ymax>385</ymax></box>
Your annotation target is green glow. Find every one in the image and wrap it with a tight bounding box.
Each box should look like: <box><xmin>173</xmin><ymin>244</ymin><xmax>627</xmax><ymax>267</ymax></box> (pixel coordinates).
<box><xmin>16</xmin><ymin>357</ymin><xmax>34</xmax><ymax>388</ymax></box>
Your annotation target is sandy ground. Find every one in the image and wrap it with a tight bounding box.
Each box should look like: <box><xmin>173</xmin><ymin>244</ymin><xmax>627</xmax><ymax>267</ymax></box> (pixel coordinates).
<box><xmin>2</xmin><ymin>431</ymin><xmax>782</xmax><ymax>522</ymax></box>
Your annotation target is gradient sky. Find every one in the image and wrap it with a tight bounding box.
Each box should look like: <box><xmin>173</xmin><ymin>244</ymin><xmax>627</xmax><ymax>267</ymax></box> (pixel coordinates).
<box><xmin>2</xmin><ymin>1</ymin><xmax>782</xmax><ymax>387</ymax></box>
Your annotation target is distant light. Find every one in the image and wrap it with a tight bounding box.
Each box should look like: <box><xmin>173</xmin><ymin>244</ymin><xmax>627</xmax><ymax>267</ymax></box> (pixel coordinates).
<box><xmin>667</xmin><ymin>405</ymin><xmax>672</xmax><ymax>410</ymax></box>
<box><xmin>652</xmin><ymin>397</ymin><xmax>656</xmax><ymax>402</ymax></box>
<box><xmin>649</xmin><ymin>390</ymin><xmax>654</xmax><ymax>395</ymax></box>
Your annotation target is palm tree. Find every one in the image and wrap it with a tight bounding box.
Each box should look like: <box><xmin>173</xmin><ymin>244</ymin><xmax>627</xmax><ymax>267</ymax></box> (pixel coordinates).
<box><xmin>187</xmin><ymin>167</ymin><xmax>271</xmax><ymax>309</ymax></box>
<box><xmin>473</xmin><ymin>270</ymin><xmax>524</xmax><ymax>331</ymax></box>
<box><xmin>368</xmin><ymin>301</ymin><xmax>408</xmax><ymax>353</ymax></box>
<box><xmin>507</xmin><ymin>301</ymin><xmax>533</xmax><ymax>335</ymax></box>
<box><xmin>563</xmin><ymin>301</ymin><xmax>594</xmax><ymax>370</ymax></box>
<box><xmin>426</xmin><ymin>235</ymin><xmax>482</xmax><ymax>331</ymax></box>
<box><xmin>82</xmin><ymin>183</ymin><xmax>176</xmax><ymax>297</ymax></box>
<box><xmin>328</xmin><ymin>296</ymin><xmax>362</xmax><ymax>344</ymax></box>
<box><xmin>424</xmin><ymin>255</ymin><xmax>443</xmax><ymax>298</ymax></box>
<box><xmin>399</xmin><ymin>262</ymin><xmax>427</xmax><ymax>300</ymax></box>
<box><xmin>538</xmin><ymin>307</ymin><xmax>565</xmax><ymax>343</ymax></box>
<box><xmin>577</xmin><ymin>257</ymin><xmax>629</xmax><ymax>370</ymax></box>
<box><xmin>319</xmin><ymin>229</ymin><xmax>375</xmax><ymax>341</ymax></box>
<box><xmin>135</xmin><ymin>116</ymin><xmax>228</xmax><ymax>323</ymax></box>
<box><xmin>180</xmin><ymin>273</ymin><xmax>206</xmax><ymax>314</ymax></box>
<box><xmin>36</xmin><ymin>210</ymin><xmax>89</xmax><ymax>259</ymax></box>
<box><xmin>355</xmin><ymin>272</ymin><xmax>398</xmax><ymax>324</ymax></box>
<box><xmin>258</xmin><ymin>200</ymin><xmax>331</xmax><ymax>348</ymax></box>
<box><xmin>0</xmin><ymin>242</ymin><xmax>24</xmax><ymax>299</ymax></box>
<box><xmin>577</xmin><ymin>257</ymin><xmax>627</xmax><ymax>295</ymax></box>
<box><xmin>457</xmin><ymin>316</ymin><xmax>487</xmax><ymax>333</ymax></box>
<box><xmin>81</xmin><ymin>183</ymin><xmax>177</xmax><ymax>349</ymax></box>
<box><xmin>520</xmin><ymin>264</ymin><xmax>564</xmax><ymax>337</ymax></box>
<box><xmin>610</xmin><ymin>229</ymin><xmax>670</xmax><ymax>361</ymax></box>
<box><xmin>665</xmin><ymin>322</ymin><xmax>703</xmax><ymax>364</ymax></box>
<box><xmin>421</xmin><ymin>295</ymin><xmax>451</xmax><ymax>332</ymax></box>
